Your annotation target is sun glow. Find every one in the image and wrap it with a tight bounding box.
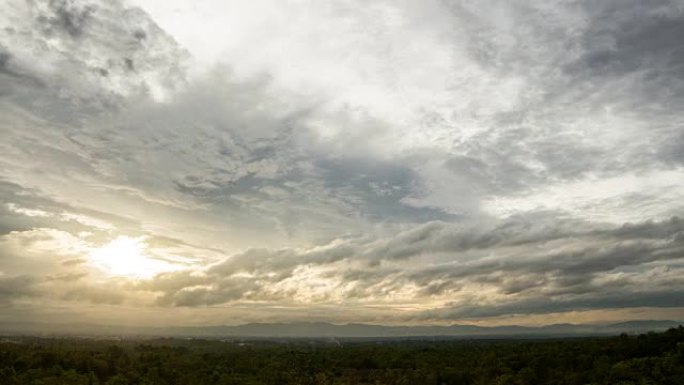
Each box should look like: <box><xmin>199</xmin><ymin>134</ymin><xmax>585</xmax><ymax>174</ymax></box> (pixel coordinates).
<box><xmin>88</xmin><ymin>236</ymin><xmax>178</xmax><ymax>279</ymax></box>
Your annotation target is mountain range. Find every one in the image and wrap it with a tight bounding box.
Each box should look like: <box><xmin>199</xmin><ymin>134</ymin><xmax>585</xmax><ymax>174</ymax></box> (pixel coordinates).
<box><xmin>1</xmin><ymin>320</ymin><xmax>681</xmax><ymax>339</ymax></box>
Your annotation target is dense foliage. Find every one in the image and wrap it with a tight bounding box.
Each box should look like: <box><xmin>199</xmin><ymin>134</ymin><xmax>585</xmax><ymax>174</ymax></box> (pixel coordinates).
<box><xmin>1</xmin><ymin>327</ymin><xmax>683</xmax><ymax>384</ymax></box>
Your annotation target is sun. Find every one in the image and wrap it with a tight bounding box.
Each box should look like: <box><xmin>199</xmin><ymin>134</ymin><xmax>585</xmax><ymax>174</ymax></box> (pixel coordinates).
<box><xmin>88</xmin><ymin>236</ymin><xmax>177</xmax><ymax>279</ymax></box>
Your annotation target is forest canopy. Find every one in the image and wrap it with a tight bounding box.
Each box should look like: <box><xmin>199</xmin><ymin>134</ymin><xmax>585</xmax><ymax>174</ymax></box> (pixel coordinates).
<box><xmin>1</xmin><ymin>327</ymin><xmax>683</xmax><ymax>385</ymax></box>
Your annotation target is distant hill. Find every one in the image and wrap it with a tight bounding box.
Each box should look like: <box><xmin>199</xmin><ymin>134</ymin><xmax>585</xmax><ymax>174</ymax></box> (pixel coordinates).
<box><xmin>0</xmin><ymin>320</ymin><xmax>681</xmax><ymax>339</ymax></box>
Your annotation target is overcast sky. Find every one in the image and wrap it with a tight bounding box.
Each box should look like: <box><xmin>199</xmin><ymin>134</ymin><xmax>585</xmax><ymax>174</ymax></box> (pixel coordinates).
<box><xmin>1</xmin><ymin>0</ymin><xmax>683</xmax><ymax>327</ymax></box>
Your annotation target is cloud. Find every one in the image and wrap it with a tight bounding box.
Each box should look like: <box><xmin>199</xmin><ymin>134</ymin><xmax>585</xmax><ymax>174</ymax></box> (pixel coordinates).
<box><xmin>0</xmin><ymin>0</ymin><xmax>683</xmax><ymax>325</ymax></box>
<box><xmin>0</xmin><ymin>275</ymin><xmax>37</xmax><ymax>304</ymax></box>
<box><xmin>140</xmin><ymin>216</ymin><xmax>684</xmax><ymax>322</ymax></box>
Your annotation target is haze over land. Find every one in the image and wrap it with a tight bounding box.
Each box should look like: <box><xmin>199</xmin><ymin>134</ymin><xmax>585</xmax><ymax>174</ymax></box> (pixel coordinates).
<box><xmin>1</xmin><ymin>0</ymin><xmax>684</xmax><ymax>332</ymax></box>
<box><xmin>1</xmin><ymin>320</ymin><xmax>682</xmax><ymax>339</ymax></box>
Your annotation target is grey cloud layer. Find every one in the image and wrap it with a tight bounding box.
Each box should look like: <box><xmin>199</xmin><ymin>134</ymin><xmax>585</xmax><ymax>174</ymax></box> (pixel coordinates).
<box><xmin>0</xmin><ymin>0</ymin><xmax>683</xmax><ymax>323</ymax></box>
<box><xmin>427</xmin><ymin>0</ymin><xmax>684</xmax><ymax>199</ymax></box>
<box><xmin>144</xmin><ymin>216</ymin><xmax>684</xmax><ymax>320</ymax></box>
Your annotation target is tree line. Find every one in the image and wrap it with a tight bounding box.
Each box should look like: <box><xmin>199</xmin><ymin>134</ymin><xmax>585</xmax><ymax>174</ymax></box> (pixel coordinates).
<box><xmin>0</xmin><ymin>326</ymin><xmax>683</xmax><ymax>384</ymax></box>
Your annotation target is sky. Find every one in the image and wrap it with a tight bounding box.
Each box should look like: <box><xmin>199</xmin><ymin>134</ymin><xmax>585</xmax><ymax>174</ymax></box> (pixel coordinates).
<box><xmin>0</xmin><ymin>0</ymin><xmax>683</xmax><ymax>328</ymax></box>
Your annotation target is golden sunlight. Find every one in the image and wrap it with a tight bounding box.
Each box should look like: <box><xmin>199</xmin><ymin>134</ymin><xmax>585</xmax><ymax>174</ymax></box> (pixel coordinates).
<box><xmin>88</xmin><ymin>236</ymin><xmax>178</xmax><ymax>279</ymax></box>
